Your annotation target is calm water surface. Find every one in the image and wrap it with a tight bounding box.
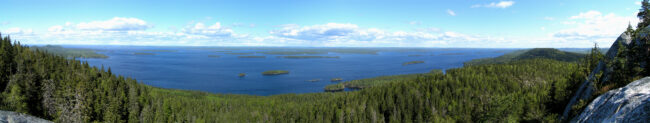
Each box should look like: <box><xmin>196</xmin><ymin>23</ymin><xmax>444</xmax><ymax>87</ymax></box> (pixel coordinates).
<box><xmin>64</xmin><ymin>45</ymin><xmax>518</xmax><ymax>95</ymax></box>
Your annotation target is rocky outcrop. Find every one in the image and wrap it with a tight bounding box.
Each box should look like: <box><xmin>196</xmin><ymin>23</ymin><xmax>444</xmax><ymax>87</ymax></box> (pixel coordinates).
<box><xmin>573</xmin><ymin>77</ymin><xmax>650</xmax><ymax>122</ymax></box>
<box><xmin>560</xmin><ymin>32</ymin><xmax>633</xmax><ymax>120</ymax></box>
<box><xmin>0</xmin><ymin>110</ymin><xmax>52</xmax><ymax>123</ymax></box>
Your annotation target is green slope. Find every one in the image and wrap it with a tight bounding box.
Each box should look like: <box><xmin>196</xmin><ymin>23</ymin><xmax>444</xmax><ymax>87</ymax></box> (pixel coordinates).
<box><xmin>31</xmin><ymin>45</ymin><xmax>107</xmax><ymax>58</ymax></box>
<box><xmin>464</xmin><ymin>48</ymin><xmax>585</xmax><ymax>66</ymax></box>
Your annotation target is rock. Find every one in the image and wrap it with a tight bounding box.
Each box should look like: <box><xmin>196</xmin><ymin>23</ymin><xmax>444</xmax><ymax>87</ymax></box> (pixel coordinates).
<box><xmin>0</xmin><ymin>110</ymin><xmax>52</xmax><ymax>123</ymax></box>
<box><xmin>560</xmin><ymin>31</ymin><xmax>633</xmax><ymax>120</ymax></box>
<box><xmin>573</xmin><ymin>77</ymin><xmax>650</xmax><ymax>123</ymax></box>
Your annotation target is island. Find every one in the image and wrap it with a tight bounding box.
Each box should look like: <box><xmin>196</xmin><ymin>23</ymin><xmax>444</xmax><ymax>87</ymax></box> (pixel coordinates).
<box><xmin>408</xmin><ymin>55</ymin><xmax>423</xmax><ymax>57</ymax></box>
<box><xmin>278</xmin><ymin>56</ymin><xmax>340</xmax><ymax>59</ymax></box>
<box><xmin>307</xmin><ymin>79</ymin><xmax>321</xmax><ymax>82</ymax></box>
<box><xmin>225</xmin><ymin>53</ymin><xmax>254</xmax><ymax>55</ymax></box>
<box><xmin>133</xmin><ymin>52</ymin><xmax>156</xmax><ymax>55</ymax></box>
<box><xmin>324</xmin><ymin>84</ymin><xmax>345</xmax><ymax>92</ymax></box>
<box><xmin>238</xmin><ymin>56</ymin><xmax>266</xmax><ymax>58</ymax></box>
<box><xmin>140</xmin><ymin>50</ymin><xmax>177</xmax><ymax>52</ymax></box>
<box><xmin>208</xmin><ymin>55</ymin><xmax>221</xmax><ymax>58</ymax></box>
<box><xmin>238</xmin><ymin>73</ymin><xmax>246</xmax><ymax>77</ymax></box>
<box><xmin>331</xmin><ymin>78</ymin><xmax>343</xmax><ymax>82</ymax></box>
<box><xmin>262</xmin><ymin>70</ymin><xmax>289</xmax><ymax>75</ymax></box>
<box><xmin>258</xmin><ymin>51</ymin><xmax>326</xmax><ymax>55</ymax></box>
<box><xmin>402</xmin><ymin>61</ymin><xmax>424</xmax><ymax>66</ymax></box>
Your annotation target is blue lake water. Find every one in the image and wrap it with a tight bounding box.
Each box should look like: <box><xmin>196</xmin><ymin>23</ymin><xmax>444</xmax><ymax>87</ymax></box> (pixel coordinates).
<box><xmin>64</xmin><ymin>45</ymin><xmax>519</xmax><ymax>96</ymax></box>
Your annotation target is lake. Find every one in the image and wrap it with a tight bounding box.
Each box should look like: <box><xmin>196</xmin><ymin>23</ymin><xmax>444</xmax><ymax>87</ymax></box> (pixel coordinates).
<box><xmin>65</xmin><ymin>45</ymin><xmax>519</xmax><ymax>96</ymax></box>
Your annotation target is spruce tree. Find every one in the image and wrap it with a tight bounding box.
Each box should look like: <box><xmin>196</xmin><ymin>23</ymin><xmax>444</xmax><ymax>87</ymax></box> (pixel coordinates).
<box><xmin>638</xmin><ymin>0</ymin><xmax>650</xmax><ymax>29</ymax></box>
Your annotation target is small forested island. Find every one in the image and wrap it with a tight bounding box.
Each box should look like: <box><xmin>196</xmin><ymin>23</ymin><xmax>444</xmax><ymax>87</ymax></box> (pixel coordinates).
<box><xmin>278</xmin><ymin>56</ymin><xmax>340</xmax><ymax>59</ymax></box>
<box><xmin>402</xmin><ymin>60</ymin><xmax>424</xmax><ymax>65</ymax></box>
<box><xmin>407</xmin><ymin>54</ymin><xmax>422</xmax><ymax>57</ymax></box>
<box><xmin>207</xmin><ymin>55</ymin><xmax>220</xmax><ymax>58</ymax></box>
<box><xmin>258</xmin><ymin>51</ymin><xmax>325</xmax><ymax>55</ymax></box>
<box><xmin>307</xmin><ymin>79</ymin><xmax>321</xmax><ymax>82</ymax></box>
<box><xmin>31</xmin><ymin>45</ymin><xmax>108</xmax><ymax>58</ymax></box>
<box><xmin>330</xmin><ymin>78</ymin><xmax>343</xmax><ymax>82</ymax></box>
<box><xmin>133</xmin><ymin>52</ymin><xmax>156</xmax><ymax>55</ymax></box>
<box><xmin>238</xmin><ymin>56</ymin><xmax>266</xmax><ymax>58</ymax></box>
<box><xmin>225</xmin><ymin>52</ymin><xmax>254</xmax><ymax>55</ymax></box>
<box><xmin>140</xmin><ymin>49</ymin><xmax>177</xmax><ymax>52</ymax></box>
<box><xmin>261</xmin><ymin>70</ymin><xmax>290</xmax><ymax>75</ymax></box>
<box><xmin>439</xmin><ymin>52</ymin><xmax>465</xmax><ymax>55</ymax></box>
<box><xmin>324</xmin><ymin>83</ymin><xmax>344</xmax><ymax>92</ymax></box>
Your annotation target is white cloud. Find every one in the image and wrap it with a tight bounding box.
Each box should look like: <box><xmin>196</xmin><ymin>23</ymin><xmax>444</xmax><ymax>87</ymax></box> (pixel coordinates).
<box><xmin>569</xmin><ymin>10</ymin><xmax>602</xmax><ymax>19</ymax></box>
<box><xmin>1</xmin><ymin>18</ymin><xmax>250</xmax><ymax>46</ymax></box>
<box><xmin>2</xmin><ymin>28</ymin><xmax>33</xmax><ymax>35</ymax></box>
<box><xmin>409</xmin><ymin>21</ymin><xmax>422</xmax><ymax>25</ymax></box>
<box><xmin>181</xmin><ymin>22</ymin><xmax>234</xmax><ymax>37</ymax></box>
<box><xmin>75</xmin><ymin>17</ymin><xmax>152</xmax><ymax>31</ymax></box>
<box><xmin>553</xmin><ymin>10</ymin><xmax>638</xmax><ymax>45</ymax></box>
<box><xmin>544</xmin><ymin>17</ymin><xmax>555</xmax><ymax>21</ymax></box>
<box><xmin>447</xmin><ymin>9</ymin><xmax>456</xmax><ymax>16</ymax></box>
<box><xmin>471</xmin><ymin>1</ymin><xmax>515</xmax><ymax>8</ymax></box>
<box><xmin>265</xmin><ymin>23</ymin><xmax>515</xmax><ymax>47</ymax></box>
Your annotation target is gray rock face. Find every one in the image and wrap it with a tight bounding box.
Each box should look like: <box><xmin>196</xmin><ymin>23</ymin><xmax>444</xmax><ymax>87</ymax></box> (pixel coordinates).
<box><xmin>0</xmin><ymin>110</ymin><xmax>52</xmax><ymax>123</ymax></box>
<box><xmin>560</xmin><ymin>32</ymin><xmax>633</xmax><ymax>120</ymax></box>
<box><xmin>573</xmin><ymin>77</ymin><xmax>650</xmax><ymax>123</ymax></box>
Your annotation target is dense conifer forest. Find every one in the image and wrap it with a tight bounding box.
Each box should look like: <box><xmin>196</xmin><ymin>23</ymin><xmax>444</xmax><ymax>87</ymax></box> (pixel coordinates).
<box><xmin>0</xmin><ymin>33</ymin><xmax>606</xmax><ymax>122</ymax></box>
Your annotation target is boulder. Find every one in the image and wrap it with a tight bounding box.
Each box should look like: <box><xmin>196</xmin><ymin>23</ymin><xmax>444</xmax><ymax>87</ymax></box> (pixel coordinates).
<box><xmin>573</xmin><ymin>77</ymin><xmax>650</xmax><ymax>122</ymax></box>
<box><xmin>0</xmin><ymin>110</ymin><xmax>52</xmax><ymax>123</ymax></box>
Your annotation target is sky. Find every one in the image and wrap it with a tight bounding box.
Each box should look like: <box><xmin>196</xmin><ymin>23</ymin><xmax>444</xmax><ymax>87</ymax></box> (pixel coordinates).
<box><xmin>0</xmin><ymin>0</ymin><xmax>643</xmax><ymax>48</ymax></box>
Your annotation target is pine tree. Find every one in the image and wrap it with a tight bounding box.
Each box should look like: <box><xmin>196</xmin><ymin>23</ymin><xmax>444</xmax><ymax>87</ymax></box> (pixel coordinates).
<box><xmin>639</xmin><ymin>0</ymin><xmax>650</xmax><ymax>29</ymax></box>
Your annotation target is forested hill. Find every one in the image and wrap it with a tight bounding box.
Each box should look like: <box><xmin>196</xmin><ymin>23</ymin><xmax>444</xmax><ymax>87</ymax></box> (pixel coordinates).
<box><xmin>464</xmin><ymin>48</ymin><xmax>586</xmax><ymax>66</ymax></box>
<box><xmin>0</xmin><ymin>33</ymin><xmax>595</xmax><ymax>122</ymax></box>
<box><xmin>30</xmin><ymin>45</ymin><xmax>107</xmax><ymax>58</ymax></box>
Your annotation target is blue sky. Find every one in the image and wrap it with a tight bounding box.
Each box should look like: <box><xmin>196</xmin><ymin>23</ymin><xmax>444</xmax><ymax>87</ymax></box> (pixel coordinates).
<box><xmin>0</xmin><ymin>0</ymin><xmax>643</xmax><ymax>47</ymax></box>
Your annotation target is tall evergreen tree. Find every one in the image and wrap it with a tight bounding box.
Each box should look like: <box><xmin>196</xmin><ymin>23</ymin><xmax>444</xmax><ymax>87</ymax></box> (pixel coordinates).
<box><xmin>638</xmin><ymin>0</ymin><xmax>650</xmax><ymax>29</ymax></box>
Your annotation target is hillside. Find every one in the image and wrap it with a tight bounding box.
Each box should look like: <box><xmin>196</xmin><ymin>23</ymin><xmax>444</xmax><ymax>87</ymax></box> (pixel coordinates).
<box><xmin>464</xmin><ymin>48</ymin><xmax>585</xmax><ymax>66</ymax></box>
<box><xmin>0</xmin><ymin>34</ymin><xmax>589</xmax><ymax>122</ymax></box>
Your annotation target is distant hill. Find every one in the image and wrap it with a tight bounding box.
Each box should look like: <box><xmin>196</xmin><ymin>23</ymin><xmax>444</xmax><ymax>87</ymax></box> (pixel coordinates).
<box><xmin>464</xmin><ymin>48</ymin><xmax>585</xmax><ymax>66</ymax></box>
<box><xmin>31</xmin><ymin>45</ymin><xmax>107</xmax><ymax>58</ymax></box>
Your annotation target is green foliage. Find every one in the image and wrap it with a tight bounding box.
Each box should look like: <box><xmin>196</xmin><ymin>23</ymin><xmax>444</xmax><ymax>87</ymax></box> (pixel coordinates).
<box><xmin>324</xmin><ymin>83</ymin><xmax>345</xmax><ymax>92</ymax></box>
<box><xmin>638</xmin><ymin>0</ymin><xmax>650</xmax><ymax>29</ymax></box>
<box><xmin>324</xmin><ymin>73</ymin><xmax>433</xmax><ymax>91</ymax></box>
<box><xmin>402</xmin><ymin>61</ymin><xmax>424</xmax><ymax>66</ymax></box>
<box><xmin>31</xmin><ymin>45</ymin><xmax>108</xmax><ymax>58</ymax></box>
<box><xmin>465</xmin><ymin>48</ymin><xmax>585</xmax><ymax>66</ymax></box>
<box><xmin>261</xmin><ymin>70</ymin><xmax>289</xmax><ymax>75</ymax></box>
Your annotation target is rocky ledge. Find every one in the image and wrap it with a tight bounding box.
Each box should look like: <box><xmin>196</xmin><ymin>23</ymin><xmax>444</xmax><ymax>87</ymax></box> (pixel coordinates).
<box><xmin>0</xmin><ymin>110</ymin><xmax>52</xmax><ymax>123</ymax></box>
<box><xmin>573</xmin><ymin>77</ymin><xmax>650</xmax><ymax>122</ymax></box>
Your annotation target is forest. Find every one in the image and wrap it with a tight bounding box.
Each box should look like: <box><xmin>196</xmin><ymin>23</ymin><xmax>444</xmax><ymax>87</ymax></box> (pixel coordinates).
<box><xmin>0</xmin><ymin>33</ymin><xmax>608</xmax><ymax>122</ymax></box>
<box><xmin>464</xmin><ymin>48</ymin><xmax>586</xmax><ymax>66</ymax></box>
